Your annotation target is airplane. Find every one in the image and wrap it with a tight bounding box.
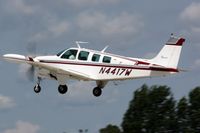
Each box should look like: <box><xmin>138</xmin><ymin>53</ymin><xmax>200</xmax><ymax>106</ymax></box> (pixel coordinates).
<box><xmin>2</xmin><ymin>35</ymin><xmax>185</xmax><ymax>97</ymax></box>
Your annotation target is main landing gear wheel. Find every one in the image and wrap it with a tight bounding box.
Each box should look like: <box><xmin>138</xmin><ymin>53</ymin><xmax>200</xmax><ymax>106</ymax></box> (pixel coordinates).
<box><xmin>58</xmin><ymin>85</ymin><xmax>68</xmax><ymax>94</ymax></box>
<box><xmin>34</xmin><ymin>84</ymin><xmax>41</xmax><ymax>93</ymax></box>
<box><xmin>93</xmin><ymin>87</ymin><xmax>102</xmax><ymax>97</ymax></box>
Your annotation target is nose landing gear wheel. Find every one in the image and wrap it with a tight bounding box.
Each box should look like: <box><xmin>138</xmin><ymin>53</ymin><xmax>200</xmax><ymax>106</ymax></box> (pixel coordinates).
<box><xmin>34</xmin><ymin>84</ymin><xmax>41</xmax><ymax>93</ymax></box>
<box><xmin>58</xmin><ymin>85</ymin><xmax>68</xmax><ymax>94</ymax></box>
<box><xmin>93</xmin><ymin>87</ymin><xmax>102</xmax><ymax>97</ymax></box>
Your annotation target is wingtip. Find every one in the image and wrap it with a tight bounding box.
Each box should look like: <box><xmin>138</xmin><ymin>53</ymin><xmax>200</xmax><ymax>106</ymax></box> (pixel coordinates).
<box><xmin>2</xmin><ymin>54</ymin><xmax>11</xmax><ymax>59</ymax></box>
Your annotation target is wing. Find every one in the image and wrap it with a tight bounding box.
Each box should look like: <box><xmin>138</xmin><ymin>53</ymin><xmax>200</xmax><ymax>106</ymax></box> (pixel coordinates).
<box><xmin>3</xmin><ymin>54</ymin><xmax>34</xmax><ymax>64</ymax></box>
<box><xmin>36</xmin><ymin>62</ymin><xmax>92</xmax><ymax>80</ymax></box>
<box><xmin>3</xmin><ymin>54</ymin><xmax>92</xmax><ymax>80</ymax></box>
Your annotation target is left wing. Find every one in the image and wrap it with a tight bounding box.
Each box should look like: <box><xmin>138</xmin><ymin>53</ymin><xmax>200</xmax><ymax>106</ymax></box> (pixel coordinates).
<box><xmin>3</xmin><ymin>54</ymin><xmax>34</xmax><ymax>64</ymax></box>
<box><xmin>3</xmin><ymin>54</ymin><xmax>92</xmax><ymax>80</ymax></box>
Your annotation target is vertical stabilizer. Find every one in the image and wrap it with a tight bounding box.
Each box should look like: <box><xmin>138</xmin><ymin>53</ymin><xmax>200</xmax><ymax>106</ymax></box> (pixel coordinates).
<box><xmin>150</xmin><ymin>35</ymin><xmax>185</xmax><ymax>68</ymax></box>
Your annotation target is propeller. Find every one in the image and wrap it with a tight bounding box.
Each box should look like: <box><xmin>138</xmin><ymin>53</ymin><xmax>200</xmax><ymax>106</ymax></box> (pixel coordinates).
<box><xmin>26</xmin><ymin>42</ymin><xmax>37</xmax><ymax>57</ymax></box>
<box><xmin>18</xmin><ymin>42</ymin><xmax>38</xmax><ymax>82</ymax></box>
<box><xmin>26</xmin><ymin>65</ymin><xmax>35</xmax><ymax>82</ymax></box>
<box><xmin>18</xmin><ymin>64</ymin><xmax>35</xmax><ymax>82</ymax></box>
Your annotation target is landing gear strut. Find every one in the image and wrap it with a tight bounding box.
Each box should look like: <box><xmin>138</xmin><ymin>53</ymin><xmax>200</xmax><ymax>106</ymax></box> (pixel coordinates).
<box><xmin>93</xmin><ymin>87</ymin><xmax>102</xmax><ymax>97</ymax></box>
<box><xmin>34</xmin><ymin>77</ymin><xmax>42</xmax><ymax>93</ymax></box>
<box><xmin>58</xmin><ymin>85</ymin><xmax>68</xmax><ymax>94</ymax></box>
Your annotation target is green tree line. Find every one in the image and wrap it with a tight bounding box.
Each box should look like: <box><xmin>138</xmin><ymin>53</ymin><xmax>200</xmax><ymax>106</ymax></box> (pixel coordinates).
<box><xmin>99</xmin><ymin>84</ymin><xmax>200</xmax><ymax>133</ymax></box>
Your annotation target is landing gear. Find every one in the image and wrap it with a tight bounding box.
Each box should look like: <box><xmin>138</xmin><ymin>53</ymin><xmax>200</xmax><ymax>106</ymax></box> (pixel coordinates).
<box><xmin>93</xmin><ymin>87</ymin><xmax>102</xmax><ymax>97</ymax></box>
<box><xmin>92</xmin><ymin>81</ymin><xmax>107</xmax><ymax>97</ymax></box>
<box><xmin>34</xmin><ymin>84</ymin><xmax>41</xmax><ymax>93</ymax></box>
<box><xmin>34</xmin><ymin>77</ymin><xmax>42</xmax><ymax>94</ymax></box>
<box><xmin>58</xmin><ymin>85</ymin><xmax>68</xmax><ymax>94</ymax></box>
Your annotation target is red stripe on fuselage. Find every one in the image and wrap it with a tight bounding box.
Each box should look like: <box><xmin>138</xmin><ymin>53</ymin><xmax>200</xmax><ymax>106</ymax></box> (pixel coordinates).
<box><xmin>39</xmin><ymin>60</ymin><xmax>178</xmax><ymax>72</ymax></box>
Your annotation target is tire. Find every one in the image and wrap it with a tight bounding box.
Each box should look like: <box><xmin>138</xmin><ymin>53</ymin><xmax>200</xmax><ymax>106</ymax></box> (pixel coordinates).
<box><xmin>34</xmin><ymin>84</ymin><xmax>41</xmax><ymax>93</ymax></box>
<box><xmin>93</xmin><ymin>87</ymin><xmax>102</xmax><ymax>97</ymax></box>
<box><xmin>58</xmin><ymin>85</ymin><xmax>68</xmax><ymax>94</ymax></box>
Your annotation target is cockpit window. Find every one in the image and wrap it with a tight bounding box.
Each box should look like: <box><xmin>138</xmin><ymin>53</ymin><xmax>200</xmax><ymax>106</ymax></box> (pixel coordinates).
<box><xmin>57</xmin><ymin>49</ymin><xmax>66</xmax><ymax>56</ymax></box>
<box><xmin>103</xmin><ymin>56</ymin><xmax>111</xmax><ymax>63</ymax></box>
<box><xmin>92</xmin><ymin>54</ymin><xmax>100</xmax><ymax>62</ymax></box>
<box><xmin>78</xmin><ymin>51</ymin><xmax>89</xmax><ymax>61</ymax></box>
<box><xmin>61</xmin><ymin>49</ymin><xmax>78</xmax><ymax>60</ymax></box>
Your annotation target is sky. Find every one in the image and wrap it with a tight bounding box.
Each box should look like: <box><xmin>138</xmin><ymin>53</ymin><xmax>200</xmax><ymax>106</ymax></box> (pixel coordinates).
<box><xmin>0</xmin><ymin>0</ymin><xmax>200</xmax><ymax>133</ymax></box>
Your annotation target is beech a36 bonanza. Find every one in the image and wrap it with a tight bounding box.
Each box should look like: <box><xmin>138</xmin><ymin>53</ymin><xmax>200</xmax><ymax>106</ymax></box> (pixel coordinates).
<box><xmin>3</xmin><ymin>35</ymin><xmax>185</xmax><ymax>97</ymax></box>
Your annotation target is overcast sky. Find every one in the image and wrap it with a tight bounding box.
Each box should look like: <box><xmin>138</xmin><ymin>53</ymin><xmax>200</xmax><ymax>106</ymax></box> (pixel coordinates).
<box><xmin>0</xmin><ymin>0</ymin><xmax>200</xmax><ymax>133</ymax></box>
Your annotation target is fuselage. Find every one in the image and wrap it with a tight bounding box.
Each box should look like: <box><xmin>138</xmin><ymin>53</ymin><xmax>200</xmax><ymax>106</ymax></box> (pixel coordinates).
<box><xmin>35</xmin><ymin>47</ymin><xmax>178</xmax><ymax>81</ymax></box>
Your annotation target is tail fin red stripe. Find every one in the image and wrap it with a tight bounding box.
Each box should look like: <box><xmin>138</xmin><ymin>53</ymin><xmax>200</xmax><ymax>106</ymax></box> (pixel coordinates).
<box><xmin>166</xmin><ymin>38</ymin><xmax>185</xmax><ymax>46</ymax></box>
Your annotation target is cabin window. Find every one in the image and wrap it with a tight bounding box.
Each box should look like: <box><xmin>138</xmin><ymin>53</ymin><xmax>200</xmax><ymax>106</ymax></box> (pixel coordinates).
<box><xmin>103</xmin><ymin>56</ymin><xmax>111</xmax><ymax>63</ymax></box>
<box><xmin>61</xmin><ymin>49</ymin><xmax>78</xmax><ymax>60</ymax></box>
<box><xmin>92</xmin><ymin>54</ymin><xmax>100</xmax><ymax>62</ymax></box>
<box><xmin>78</xmin><ymin>51</ymin><xmax>89</xmax><ymax>61</ymax></box>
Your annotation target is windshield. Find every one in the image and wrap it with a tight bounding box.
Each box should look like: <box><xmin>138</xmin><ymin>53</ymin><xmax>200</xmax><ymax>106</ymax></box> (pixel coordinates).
<box><xmin>61</xmin><ymin>49</ymin><xmax>78</xmax><ymax>60</ymax></box>
<box><xmin>56</xmin><ymin>49</ymin><xmax>66</xmax><ymax>56</ymax></box>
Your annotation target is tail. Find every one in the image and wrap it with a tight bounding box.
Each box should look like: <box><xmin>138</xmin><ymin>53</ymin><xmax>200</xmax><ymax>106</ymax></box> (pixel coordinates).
<box><xmin>150</xmin><ymin>35</ymin><xmax>185</xmax><ymax>68</ymax></box>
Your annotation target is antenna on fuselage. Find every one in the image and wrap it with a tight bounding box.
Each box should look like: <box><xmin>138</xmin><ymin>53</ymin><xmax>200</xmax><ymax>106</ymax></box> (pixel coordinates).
<box><xmin>75</xmin><ymin>41</ymin><xmax>89</xmax><ymax>48</ymax></box>
<box><xmin>101</xmin><ymin>45</ymin><xmax>109</xmax><ymax>53</ymax></box>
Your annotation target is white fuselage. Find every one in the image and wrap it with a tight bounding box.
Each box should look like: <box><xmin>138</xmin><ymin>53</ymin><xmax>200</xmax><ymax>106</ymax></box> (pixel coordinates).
<box><xmin>35</xmin><ymin>48</ymin><xmax>177</xmax><ymax>81</ymax></box>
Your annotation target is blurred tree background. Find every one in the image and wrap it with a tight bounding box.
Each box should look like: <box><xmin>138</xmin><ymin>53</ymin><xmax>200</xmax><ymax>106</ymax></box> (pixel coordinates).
<box><xmin>99</xmin><ymin>85</ymin><xmax>200</xmax><ymax>133</ymax></box>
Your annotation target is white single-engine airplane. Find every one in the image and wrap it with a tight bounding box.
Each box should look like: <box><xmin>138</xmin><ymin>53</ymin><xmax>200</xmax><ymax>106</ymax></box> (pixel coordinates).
<box><xmin>3</xmin><ymin>35</ymin><xmax>185</xmax><ymax>97</ymax></box>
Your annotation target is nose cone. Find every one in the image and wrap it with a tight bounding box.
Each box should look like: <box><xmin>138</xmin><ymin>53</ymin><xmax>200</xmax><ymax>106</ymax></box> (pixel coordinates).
<box><xmin>34</xmin><ymin>56</ymin><xmax>43</xmax><ymax>60</ymax></box>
